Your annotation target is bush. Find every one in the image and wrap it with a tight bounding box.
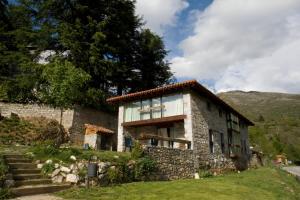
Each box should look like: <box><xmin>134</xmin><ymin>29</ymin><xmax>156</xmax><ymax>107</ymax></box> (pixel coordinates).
<box><xmin>107</xmin><ymin>167</ymin><xmax>122</xmax><ymax>184</ymax></box>
<box><xmin>0</xmin><ymin>156</ymin><xmax>8</xmax><ymax>185</ymax></box>
<box><xmin>131</xmin><ymin>141</ymin><xmax>143</xmax><ymax>160</ymax></box>
<box><xmin>41</xmin><ymin>163</ymin><xmax>55</xmax><ymax>175</ymax></box>
<box><xmin>134</xmin><ymin>156</ymin><xmax>156</xmax><ymax>181</ymax></box>
<box><xmin>0</xmin><ymin>188</ymin><xmax>10</xmax><ymax>200</ymax></box>
<box><xmin>198</xmin><ymin>169</ymin><xmax>213</xmax><ymax>178</ymax></box>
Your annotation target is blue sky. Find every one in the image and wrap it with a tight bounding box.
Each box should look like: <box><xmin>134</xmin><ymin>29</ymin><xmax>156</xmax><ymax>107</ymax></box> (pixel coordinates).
<box><xmin>136</xmin><ymin>0</ymin><xmax>300</xmax><ymax>94</ymax></box>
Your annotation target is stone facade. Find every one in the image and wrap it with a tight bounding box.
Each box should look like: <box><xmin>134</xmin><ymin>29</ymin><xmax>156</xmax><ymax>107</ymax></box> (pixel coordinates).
<box><xmin>0</xmin><ymin>102</ymin><xmax>117</xmax><ymax>147</ymax></box>
<box><xmin>145</xmin><ymin>146</ymin><xmax>194</xmax><ymax>180</ymax></box>
<box><xmin>190</xmin><ymin>91</ymin><xmax>250</xmax><ymax>171</ymax></box>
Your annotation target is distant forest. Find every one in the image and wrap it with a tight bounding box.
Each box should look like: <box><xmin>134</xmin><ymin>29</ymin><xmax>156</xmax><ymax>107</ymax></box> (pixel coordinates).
<box><xmin>0</xmin><ymin>0</ymin><xmax>174</xmax><ymax>109</ymax></box>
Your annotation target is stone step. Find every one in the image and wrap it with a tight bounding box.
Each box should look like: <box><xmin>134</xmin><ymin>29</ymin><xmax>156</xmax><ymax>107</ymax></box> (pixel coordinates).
<box><xmin>11</xmin><ymin>184</ymin><xmax>71</xmax><ymax>197</ymax></box>
<box><xmin>13</xmin><ymin>174</ymin><xmax>43</xmax><ymax>180</ymax></box>
<box><xmin>15</xmin><ymin>179</ymin><xmax>52</xmax><ymax>187</ymax></box>
<box><xmin>11</xmin><ymin>169</ymin><xmax>42</xmax><ymax>174</ymax></box>
<box><xmin>4</xmin><ymin>154</ymin><xmax>25</xmax><ymax>159</ymax></box>
<box><xmin>8</xmin><ymin>163</ymin><xmax>37</xmax><ymax>169</ymax></box>
<box><xmin>6</xmin><ymin>158</ymin><xmax>33</xmax><ymax>163</ymax></box>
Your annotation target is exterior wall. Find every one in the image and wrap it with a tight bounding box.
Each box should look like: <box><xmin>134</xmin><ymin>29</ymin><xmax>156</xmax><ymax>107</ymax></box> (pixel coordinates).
<box><xmin>0</xmin><ymin>102</ymin><xmax>117</xmax><ymax>147</ymax></box>
<box><xmin>145</xmin><ymin>146</ymin><xmax>194</xmax><ymax>180</ymax></box>
<box><xmin>0</xmin><ymin>102</ymin><xmax>74</xmax><ymax>130</ymax></box>
<box><xmin>190</xmin><ymin>92</ymin><xmax>235</xmax><ymax>170</ymax></box>
<box><xmin>117</xmin><ymin>106</ymin><xmax>124</xmax><ymax>152</ymax></box>
<box><xmin>183</xmin><ymin>93</ymin><xmax>193</xmax><ymax>148</ymax></box>
<box><xmin>70</xmin><ymin>107</ymin><xmax>117</xmax><ymax>146</ymax></box>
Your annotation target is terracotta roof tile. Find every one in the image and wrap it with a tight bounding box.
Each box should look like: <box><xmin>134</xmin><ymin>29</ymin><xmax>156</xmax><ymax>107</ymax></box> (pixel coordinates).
<box><xmin>84</xmin><ymin>124</ymin><xmax>114</xmax><ymax>135</ymax></box>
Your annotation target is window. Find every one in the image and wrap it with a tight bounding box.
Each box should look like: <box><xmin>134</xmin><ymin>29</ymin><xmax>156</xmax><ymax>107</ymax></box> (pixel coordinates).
<box><xmin>228</xmin><ymin>131</ymin><xmax>233</xmax><ymax>155</ymax></box>
<box><xmin>162</xmin><ymin>94</ymin><xmax>183</xmax><ymax>117</ymax></box>
<box><xmin>209</xmin><ymin>129</ymin><xmax>214</xmax><ymax>153</ymax></box>
<box><xmin>219</xmin><ymin>109</ymin><xmax>223</xmax><ymax>117</ymax></box>
<box><xmin>123</xmin><ymin>94</ymin><xmax>183</xmax><ymax>122</ymax></box>
<box><xmin>220</xmin><ymin>132</ymin><xmax>225</xmax><ymax>153</ymax></box>
<box><xmin>141</xmin><ymin>100</ymin><xmax>151</xmax><ymax>120</ymax></box>
<box><xmin>152</xmin><ymin>97</ymin><xmax>162</xmax><ymax>119</ymax></box>
<box><xmin>207</xmin><ymin>101</ymin><xmax>211</xmax><ymax>111</ymax></box>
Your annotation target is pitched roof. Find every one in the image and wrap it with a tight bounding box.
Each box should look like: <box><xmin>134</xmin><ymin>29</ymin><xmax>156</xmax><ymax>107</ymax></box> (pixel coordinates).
<box><xmin>106</xmin><ymin>80</ymin><xmax>254</xmax><ymax>125</ymax></box>
<box><xmin>84</xmin><ymin>124</ymin><xmax>114</xmax><ymax>135</ymax></box>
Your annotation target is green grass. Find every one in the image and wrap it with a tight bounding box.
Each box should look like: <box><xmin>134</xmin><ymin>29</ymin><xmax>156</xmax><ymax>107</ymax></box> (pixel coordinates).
<box><xmin>57</xmin><ymin>168</ymin><xmax>300</xmax><ymax>200</ymax></box>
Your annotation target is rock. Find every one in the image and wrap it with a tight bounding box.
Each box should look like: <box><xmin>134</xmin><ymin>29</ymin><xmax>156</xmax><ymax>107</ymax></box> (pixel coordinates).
<box><xmin>35</xmin><ymin>160</ymin><xmax>41</xmax><ymax>164</ymax></box>
<box><xmin>52</xmin><ymin>175</ymin><xmax>63</xmax><ymax>183</ymax></box>
<box><xmin>110</xmin><ymin>166</ymin><xmax>116</xmax><ymax>170</ymax></box>
<box><xmin>37</xmin><ymin>164</ymin><xmax>43</xmax><ymax>169</ymax></box>
<box><xmin>66</xmin><ymin>174</ymin><xmax>79</xmax><ymax>183</ymax></box>
<box><xmin>194</xmin><ymin>173</ymin><xmax>200</xmax><ymax>179</ymax></box>
<box><xmin>77</xmin><ymin>163</ymin><xmax>85</xmax><ymax>170</ymax></box>
<box><xmin>4</xmin><ymin>179</ymin><xmax>15</xmax><ymax>188</ymax></box>
<box><xmin>51</xmin><ymin>169</ymin><xmax>61</xmax><ymax>177</ymax></box>
<box><xmin>70</xmin><ymin>155</ymin><xmax>76</xmax><ymax>161</ymax></box>
<box><xmin>61</xmin><ymin>166</ymin><xmax>71</xmax><ymax>173</ymax></box>
<box><xmin>61</xmin><ymin>172</ymin><xmax>67</xmax><ymax>177</ymax></box>
<box><xmin>45</xmin><ymin>160</ymin><xmax>53</xmax><ymax>164</ymax></box>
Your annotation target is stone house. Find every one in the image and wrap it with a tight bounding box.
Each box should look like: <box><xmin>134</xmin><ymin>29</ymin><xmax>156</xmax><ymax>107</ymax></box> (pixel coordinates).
<box><xmin>107</xmin><ymin>80</ymin><xmax>254</xmax><ymax>179</ymax></box>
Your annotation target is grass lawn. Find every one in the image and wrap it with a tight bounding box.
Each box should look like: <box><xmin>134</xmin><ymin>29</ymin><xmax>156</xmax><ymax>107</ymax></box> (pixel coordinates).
<box><xmin>57</xmin><ymin>167</ymin><xmax>300</xmax><ymax>200</ymax></box>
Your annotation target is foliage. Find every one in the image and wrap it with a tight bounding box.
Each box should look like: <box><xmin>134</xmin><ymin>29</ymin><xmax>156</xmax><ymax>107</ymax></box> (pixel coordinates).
<box><xmin>0</xmin><ymin>155</ymin><xmax>8</xmax><ymax>183</ymax></box>
<box><xmin>0</xmin><ymin>115</ymin><xmax>67</xmax><ymax>146</ymax></box>
<box><xmin>198</xmin><ymin>169</ymin><xmax>213</xmax><ymax>178</ymax></box>
<box><xmin>134</xmin><ymin>156</ymin><xmax>156</xmax><ymax>181</ymax></box>
<box><xmin>41</xmin><ymin>162</ymin><xmax>55</xmax><ymax>175</ymax></box>
<box><xmin>131</xmin><ymin>141</ymin><xmax>143</xmax><ymax>160</ymax></box>
<box><xmin>0</xmin><ymin>188</ymin><xmax>10</xmax><ymax>200</ymax></box>
<box><xmin>219</xmin><ymin>91</ymin><xmax>300</xmax><ymax>162</ymax></box>
<box><xmin>39</xmin><ymin>58</ymin><xmax>90</xmax><ymax>112</ymax></box>
<box><xmin>1</xmin><ymin>0</ymin><xmax>173</xmax><ymax>108</ymax></box>
<box><xmin>107</xmin><ymin>167</ymin><xmax>122</xmax><ymax>185</ymax></box>
<box><xmin>28</xmin><ymin>144</ymin><xmax>130</xmax><ymax>164</ymax></box>
<box><xmin>57</xmin><ymin>168</ymin><xmax>300</xmax><ymax>200</ymax></box>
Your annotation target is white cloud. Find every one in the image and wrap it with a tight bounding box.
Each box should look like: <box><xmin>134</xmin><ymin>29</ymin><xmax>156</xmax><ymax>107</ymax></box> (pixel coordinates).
<box><xmin>135</xmin><ymin>0</ymin><xmax>189</xmax><ymax>35</ymax></box>
<box><xmin>171</xmin><ymin>0</ymin><xmax>300</xmax><ymax>93</ymax></box>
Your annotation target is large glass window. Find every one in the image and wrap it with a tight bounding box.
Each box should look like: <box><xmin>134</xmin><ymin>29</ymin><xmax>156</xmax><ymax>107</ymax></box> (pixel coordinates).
<box><xmin>162</xmin><ymin>94</ymin><xmax>183</xmax><ymax>117</ymax></box>
<box><xmin>141</xmin><ymin>100</ymin><xmax>151</xmax><ymax>120</ymax></box>
<box><xmin>152</xmin><ymin>97</ymin><xmax>161</xmax><ymax>119</ymax></box>
<box><xmin>123</xmin><ymin>94</ymin><xmax>184</xmax><ymax>122</ymax></box>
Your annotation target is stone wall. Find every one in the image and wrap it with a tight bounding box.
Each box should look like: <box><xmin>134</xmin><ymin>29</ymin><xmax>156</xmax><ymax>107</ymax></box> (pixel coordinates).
<box><xmin>145</xmin><ymin>146</ymin><xmax>194</xmax><ymax>180</ymax></box>
<box><xmin>190</xmin><ymin>92</ymin><xmax>249</xmax><ymax>171</ymax></box>
<box><xmin>0</xmin><ymin>102</ymin><xmax>117</xmax><ymax>147</ymax></box>
<box><xmin>0</xmin><ymin>102</ymin><xmax>74</xmax><ymax>130</ymax></box>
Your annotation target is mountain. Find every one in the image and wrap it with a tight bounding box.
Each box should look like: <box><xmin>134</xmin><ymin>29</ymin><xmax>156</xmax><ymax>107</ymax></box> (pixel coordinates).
<box><xmin>218</xmin><ymin>91</ymin><xmax>300</xmax><ymax>162</ymax></box>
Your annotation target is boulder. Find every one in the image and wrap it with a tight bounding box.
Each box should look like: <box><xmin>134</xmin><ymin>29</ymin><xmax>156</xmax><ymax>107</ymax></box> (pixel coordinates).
<box><xmin>70</xmin><ymin>155</ymin><xmax>76</xmax><ymax>161</ymax></box>
<box><xmin>52</xmin><ymin>175</ymin><xmax>63</xmax><ymax>183</ymax></box>
<box><xmin>51</xmin><ymin>169</ymin><xmax>61</xmax><ymax>177</ymax></box>
<box><xmin>61</xmin><ymin>166</ymin><xmax>71</xmax><ymax>173</ymax></box>
<box><xmin>4</xmin><ymin>179</ymin><xmax>15</xmax><ymax>188</ymax></box>
<box><xmin>66</xmin><ymin>174</ymin><xmax>79</xmax><ymax>183</ymax></box>
<box><xmin>54</xmin><ymin>163</ymin><xmax>60</xmax><ymax>169</ymax></box>
<box><xmin>37</xmin><ymin>164</ymin><xmax>43</xmax><ymax>169</ymax></box>
<box><xmin>45</xmin><ymin>159</ymin><xmax>53</xmax><ymax>164</ymax></box>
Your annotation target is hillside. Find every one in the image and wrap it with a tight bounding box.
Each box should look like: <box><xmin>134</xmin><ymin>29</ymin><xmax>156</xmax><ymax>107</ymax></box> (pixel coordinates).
<box><xmin>218</xmin><ymin>91</ymin><xmax>300</xmax><ymax>162</ymax></box>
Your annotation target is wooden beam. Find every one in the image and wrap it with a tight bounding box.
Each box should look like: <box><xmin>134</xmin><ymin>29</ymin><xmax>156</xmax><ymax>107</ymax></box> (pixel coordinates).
<box><xmin>122</xmin><ymin>115</ymin><xmax>186</xmax><ymax>127</ymax></box>
<box><xmin>138</xmin><ymin>133</ymin><xmax>191</xmax><ymax>144</ymax></box>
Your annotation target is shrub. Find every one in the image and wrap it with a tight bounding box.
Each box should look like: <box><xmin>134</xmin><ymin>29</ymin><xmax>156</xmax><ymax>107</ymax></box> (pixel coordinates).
<box><xmin>107</xmin><ymin>167</ymin><xmax>122</xmax><ymax>184</ymax></box>
<box><xmin>131</xmin><ymin>141</ymin><xmax>143</xmax><ymax>160</ymax></box>
<box><xmin>41</xmin><ymin>163</ymin><xmax>55</xmax><ymax>175</ymax></box>
<box><xmin>198</xmin><ymin>169</ymin><xmax>213</xmax><ymax>178</ymax></box>
<box><xmin>0</xmin><ymin>188</ymin><xmax>10</xmax><ymax>200</ymax></box>
<box><xmin>134</xmin><ymin>156</ymin><xmax>156</xmax><ymax>181</ymax></box>
<box><xmin>0</xmin><ymin>155</ymin><xmax>8</xmax><ymax>185</ymax></box>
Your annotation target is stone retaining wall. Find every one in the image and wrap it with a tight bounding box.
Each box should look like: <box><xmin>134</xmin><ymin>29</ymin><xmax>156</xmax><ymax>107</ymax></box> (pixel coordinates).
<box><xmin>145</xmin><ymin>146</ymin><xmax>194</xmax><ymax>180</ymax></box>
<box><xmin>0</xmin><ymin>102</ymin><xmax>117</xmax><ymax>147</ymax></box>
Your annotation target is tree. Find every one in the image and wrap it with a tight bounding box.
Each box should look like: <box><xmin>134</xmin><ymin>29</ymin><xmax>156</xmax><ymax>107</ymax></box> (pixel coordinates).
<box><xmin>130</xmin><ymin>29</ymin><xmax>173</xmax><ymax>92</ymax></box>
<box><xmin>39</xmin><ymin>58</ymin><xmax>90</xmax><ymax>125</ymax></box>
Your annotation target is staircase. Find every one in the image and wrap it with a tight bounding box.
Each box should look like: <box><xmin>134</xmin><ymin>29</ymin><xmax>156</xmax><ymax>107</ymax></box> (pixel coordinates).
<box><xmin>4</xmin><ymin>154</ymin><xmax>71</xmax><ymax>197</ymax></box>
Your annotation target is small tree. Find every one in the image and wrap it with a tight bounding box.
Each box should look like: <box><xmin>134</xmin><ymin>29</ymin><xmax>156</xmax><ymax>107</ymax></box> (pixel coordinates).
<box><xmin>39</xmin><ymin>58</ymin><xmax>90</xmax><ymax>126</ymax></box>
